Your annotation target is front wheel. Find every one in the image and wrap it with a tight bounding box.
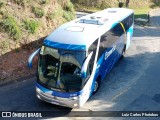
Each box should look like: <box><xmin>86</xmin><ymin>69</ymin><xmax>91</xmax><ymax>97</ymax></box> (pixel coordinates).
<box><xmin>120</xmin><ymin>45</ymin><xmax>126</xmax><ymax>59</ymax></box>
<box><xmin>92</xmin><ymin>79</ymin><xmax>100</xmax><ymax>94</ymax></box>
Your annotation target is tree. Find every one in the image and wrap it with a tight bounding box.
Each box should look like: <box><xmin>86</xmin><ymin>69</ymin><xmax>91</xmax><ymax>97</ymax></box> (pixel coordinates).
<box><xmin>126</xmin><ymin>0</ymin><xmax>130</xmax><ymax>8</ymax></box>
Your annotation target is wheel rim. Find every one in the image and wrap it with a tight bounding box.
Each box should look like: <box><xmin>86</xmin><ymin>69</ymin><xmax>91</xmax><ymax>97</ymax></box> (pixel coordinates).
<box><xmin>94</xmin><ymin>81</ymin><xmax>98</xmax><ymax>92</ymax></box>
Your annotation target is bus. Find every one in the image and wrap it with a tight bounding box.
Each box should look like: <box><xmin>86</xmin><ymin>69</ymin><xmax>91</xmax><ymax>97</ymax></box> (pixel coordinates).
<box><xmin>28</xmin><ymin>8</ymin><xmax>134</xmax><ymax>108</ymax></box>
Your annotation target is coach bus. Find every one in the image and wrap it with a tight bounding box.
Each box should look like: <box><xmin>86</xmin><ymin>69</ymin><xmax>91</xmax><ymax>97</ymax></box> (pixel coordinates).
<box><xmin>28</xmin><ymin>8</ymin><xmax>134</xmax><ymax>108</ymax></box>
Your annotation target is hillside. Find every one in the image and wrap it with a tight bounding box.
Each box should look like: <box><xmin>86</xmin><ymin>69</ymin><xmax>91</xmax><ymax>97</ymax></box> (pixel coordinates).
<box><xmin>0</xmin><ymin>0</ymin><xmax>75</xmax><ymax>54</ymax></box>
<box><xmin>0</xmin><ymin>0</ymin><xmax>75</xmax><ymax>82</ymax></box>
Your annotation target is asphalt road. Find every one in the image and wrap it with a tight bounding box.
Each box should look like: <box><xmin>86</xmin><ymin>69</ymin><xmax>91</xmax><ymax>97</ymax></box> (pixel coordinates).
<box><xmin>0</xmin><ymin>11</ymin><xmax>160</xmax><ymax>120</ymax></box>
<box><xmin>150</xmin><ymin>8</ymin><xmax>160</xmax><ymax>27</ymax></box>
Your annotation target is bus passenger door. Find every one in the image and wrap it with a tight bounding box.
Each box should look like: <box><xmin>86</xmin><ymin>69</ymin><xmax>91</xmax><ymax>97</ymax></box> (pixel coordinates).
<box><xmin>28</xmin><ymin>48</ymin><xmax>40</xmax><ymax>68</ymax></box>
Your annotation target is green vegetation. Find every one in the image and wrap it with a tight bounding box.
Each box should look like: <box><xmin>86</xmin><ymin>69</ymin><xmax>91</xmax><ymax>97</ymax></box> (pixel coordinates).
<box><xmin>134</xmin><ymin>8</ymin><xmax>150</xmax><ymax>19</ymax></box>
<box><xmin>40</xmin><ymin>0</ymin><xmax>50</xmax><ymax>4</ymax></box>
<box><xmin>0</xmin><ymin>40</ymin><xmax>9</xmax><ymax>53</ymax></box>
<box><xmin>63</xmin><ymin>1</ymin><xmax>75</xmax><ymax>21</ymax></box>
<box><xmin>150</xmin><ymin>0</ymin><xmax>160</xmax><ymax>8</ymax></box>
<box><xmin>46</xmin><ymin>7</ymin><xmax>63</xmax><ymax>20</ymax></box>
<box><xmin>13</xmin><ymin>0</ymin><xmax>30</xmax><ymax>6</ymax></box>
<box><xmin>0</xmin><ymin>0</ymin><xmax>75</xmax><ymax>55</ymax></box>
<box><xmin>0</xmin><ymin>15</ymin><xmax>21</xmax><ymax>39</ymax></box>
<box><xmin>0</xmin><ymin>1</ymin><xmax>5</xmax><ymax>8</ymax></box>
<box><xmin>63</xmin><ymin>11</ymin><xmax>74</xmax><ymax>21</ymax></box>
<box><xmin>32</xmin><ymin>7</ymin><xmax>45</xmax><ymax>18</ymax></box>
<box><xmin>23</xmin><ymin>19</ymin><xmax>40</xmax><ymax>34</ymax></box>
<box><xmin>63</xmin><ymin>1</ymin><xmax>74</xmax><ymax>13</ymax></box>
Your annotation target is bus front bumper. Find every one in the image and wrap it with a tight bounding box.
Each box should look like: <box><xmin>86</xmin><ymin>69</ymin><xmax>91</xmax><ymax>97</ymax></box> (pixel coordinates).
<box><xmin>36</xmin><ymin>87</ymin><xmax>82</xmax><ymax>108</ymax></box>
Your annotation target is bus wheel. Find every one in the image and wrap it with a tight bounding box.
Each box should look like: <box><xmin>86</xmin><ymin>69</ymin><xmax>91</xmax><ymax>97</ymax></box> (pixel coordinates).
<box><xmin>120</xmin><ymin>46</ymin><xmax>126</xmax><ymax>59</ymax></box>
<box><xmin>93</xmin><ymin>79</ymin><xmax>100</xmax><ymax>94</ymax></box>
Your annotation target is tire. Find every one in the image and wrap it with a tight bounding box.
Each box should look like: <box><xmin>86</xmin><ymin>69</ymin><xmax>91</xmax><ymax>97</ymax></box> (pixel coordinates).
<box><xmin>120</xmin><ymin>45</ymin><xmax>126</xmax><ymax>59</ymax></box>
<box><xmin>92</xmin><ymin>78</ymin><xmax>100</xmax><ymax>94</ymax></box>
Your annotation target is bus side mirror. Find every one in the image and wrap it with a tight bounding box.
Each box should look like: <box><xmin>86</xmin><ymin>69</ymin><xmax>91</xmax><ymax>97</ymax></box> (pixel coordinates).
<box><xmin>81</xmin><ymin>52</ymin><xmax>93</xmax><ymax>78</ymax></box>
<box><xmin>28</xmin><ymin>48</ymin><xmax>41</xmax><ymax>69</ymax></box>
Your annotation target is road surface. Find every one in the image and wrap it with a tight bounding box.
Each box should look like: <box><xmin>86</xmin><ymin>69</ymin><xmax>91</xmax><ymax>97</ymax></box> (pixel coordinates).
<box><xmin>0</xmin><ymin>10</ymin><xmax>160</xmax><ymax>120</ymax></box>
<box><xmin>150</xmin><ymin>8</ymin><xmax>160</xmax><ymax>27</ymax></box>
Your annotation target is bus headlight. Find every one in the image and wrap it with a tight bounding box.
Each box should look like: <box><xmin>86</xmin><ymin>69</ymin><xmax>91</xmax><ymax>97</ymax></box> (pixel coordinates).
<box><xmin>36</xmin><ymin>87</ymin><xmax>41</xmax><ymax>93</ymax></box>
<box><xmin>70</xmin><ymin>96</ymin><xmax>78</xmax><ymax>100</ymax></box>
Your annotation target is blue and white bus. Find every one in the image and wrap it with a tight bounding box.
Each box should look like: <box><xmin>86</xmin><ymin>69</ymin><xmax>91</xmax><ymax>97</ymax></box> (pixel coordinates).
<box><xmin>28</xmin><ymin>8</ymin><xmax>134</xmax><ymax>108</ymax></box>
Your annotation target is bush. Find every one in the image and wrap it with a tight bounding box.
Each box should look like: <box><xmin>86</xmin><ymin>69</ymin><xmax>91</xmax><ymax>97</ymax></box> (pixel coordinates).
<box><xmin>23</xmin><ymin>19</ymin><xmax>39</xmax><ymax>34</ymax></box>
<box><xmin>32</xmin><ymin>7</ymin><xmax>45</xmax><ymax>18</ymax></box>
<box><xmin>46</xmin><ymin>12</ymin><xmax>56</xmax><ymax>20</ymax></box>
<box><xmin>13</xmin><ymin>0</ymin><xmax>30</xmax><ymax>6</ymax></box>
<box><xmin>40</xmin><ymin>0</ymin><xmax>49</xmax><ymax>4</ymax></box>
<box><xmin>63</xmin><ymin>1</ymin><xmax>74</xmax><ymax>13</ymax></box>
<box><xmin>0</xmin><ymin>2</ymin><xmax>5</xmax><ymax>8</ymax></box>
<box><xmin>47</xmin><ymin>7</ymin><xmax>64</xmax><ymax>20</ymax></box>
<box><xmin>63</xmin><ymin>11</ymin><xmax>74</xmax><ymax>21</ymax></box>
<box><xmin>0</xmin><ymin>16</ymin><xmax>21</xmax><ymax>39</ymax></box>
<box><xmin>0</xmin><ymin>40</ymin><xmax>9</xmax><ymax>53</ymax></box>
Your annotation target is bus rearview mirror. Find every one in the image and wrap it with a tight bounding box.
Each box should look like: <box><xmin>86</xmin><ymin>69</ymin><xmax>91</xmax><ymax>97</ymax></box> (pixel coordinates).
<box><xmin>81</xmin><ymin>52</ymin><xmax>93</xmax><ymax>78</ymax></box>
<box><xmin>28</xmin><ymin>48</ymin><xmax>40</xmax><ymax>68</ymax></box>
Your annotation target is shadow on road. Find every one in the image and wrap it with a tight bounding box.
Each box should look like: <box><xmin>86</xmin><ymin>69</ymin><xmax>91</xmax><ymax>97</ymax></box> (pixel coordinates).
<box><xmin>150</xmin><ymin>15</ymin><xmax>160</xmax><ymax>27</ymax></box>
<box><xmin>86</xmin><ymin>51</ymin><xmax>160</xmax><ymax>111</ymax></box>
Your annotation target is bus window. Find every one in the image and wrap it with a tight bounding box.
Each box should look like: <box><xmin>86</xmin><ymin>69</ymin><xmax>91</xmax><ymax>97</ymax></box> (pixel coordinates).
<box><xmin>38</xmin><ymin>46</ymin><xmax>86</xmax><ymax>92</ymax></box>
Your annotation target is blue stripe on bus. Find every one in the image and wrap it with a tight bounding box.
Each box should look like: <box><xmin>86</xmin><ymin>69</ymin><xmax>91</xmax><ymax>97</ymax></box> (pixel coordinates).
<box><xmin>36</xmin><ymin>83</ymin><xmax>83</xmax><ymax>98</ymax></box>
<box><xmin>128</xmin><ymin>25</ymin><xmax>133</xmax><ymax>36</ymax></box>
<box><xmin>43</xmin><ymin>40</ymin><xmax>86</xmax><ymax>51</ymax></box>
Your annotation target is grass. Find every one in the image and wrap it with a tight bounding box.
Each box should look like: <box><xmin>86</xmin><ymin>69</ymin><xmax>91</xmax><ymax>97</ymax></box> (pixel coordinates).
<box><xmin>62</xmin><ymin>1</ymin><xmax>75</xmax><ymax>22</ymax></box>
<box><xmin>46</xmin><ymin>7</ymin><xmax>63</xmax><ymax>20</ymax></box>
<box><xmin>73</xmin><ymin>3</ymin><xmax>100</xmax><ymax>12</ymax></box>
<box><xmin>40</xmin><ymin>0</ymin><xmax>50</xmax><ymax>4</ymax></box>
<box><xmin>0</xmin><ymin>1</ymin><xmax>5</xmax><ymax>8</ymax></box>
<box><xmin>0</xmin><ymin>15</ymin><xmax>21</xmax><ymax>39</ymax></box>
<box><xmin>134</xmin><ymin>7</ymin><xmax>150</xmax><ymax>19</ymax></box>
<box><xmin>63</xmin><ymin>11</ymin><xmax>75</xmax><ymax>22</ymax></box>
<box><xmin>23</xmin><ymin>19</ymin><xmax>40</xmax><ymax>34</ymax></box>
<box><xmin>0</xmin><ymin>40</ymin><xmax>9</xmax><ymax>54</ymax></box>
<box><xmin>13</xmin><ymin>0</ymin><xmax>30</xmax><ymax>6</ymax></box>
<box><xmin>32</xmin><ymin>7</ymin><xmax>45</xmax><ymax>18</ymax></box>
<box><xmin>63</xmin><ymin>1</ymin><xmax>74</xmax><ymax>13</ymax></box>
<box><xmin>0</xmin><ymin>0</ymin><xmax>76</xmax><ymax>53</ymax></box>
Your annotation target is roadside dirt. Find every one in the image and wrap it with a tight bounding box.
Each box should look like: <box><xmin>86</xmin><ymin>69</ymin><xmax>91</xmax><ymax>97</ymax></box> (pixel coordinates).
<box><xmin>0</xmin><ymin>36</ymin><xmax>44</xmax><ymax>84</ymax></box>
<box><xmin>0</xmin><ymin>49</ymin><xmax>37</xmax><ymax>83</ymax></box>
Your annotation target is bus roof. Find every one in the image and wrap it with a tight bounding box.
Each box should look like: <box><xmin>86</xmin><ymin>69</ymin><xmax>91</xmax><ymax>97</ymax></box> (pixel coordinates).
<box><xmin>44</xmin><ymin>8</ymin><xmax>134</xmax><ymax>50</ymax></box>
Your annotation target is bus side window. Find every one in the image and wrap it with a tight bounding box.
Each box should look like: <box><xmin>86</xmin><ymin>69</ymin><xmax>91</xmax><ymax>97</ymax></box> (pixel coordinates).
<box><xmin>98</xmin><ymin>29</ymin><xmax>118</xmax><ymax>60</ymax></box>
<box><xmin>122</xmin><ymin>13</ymin><xmax>134</xmax><ymax>31</ymax></box>
<box><xmin>98</xmin><ymin>34</ymin><xmax>107</xmax><ymax>59</ymax></box>
<box><xmin>112</xmin><ymin>23</ymin><xmax>124</xmax><ymax>36</ymax></box>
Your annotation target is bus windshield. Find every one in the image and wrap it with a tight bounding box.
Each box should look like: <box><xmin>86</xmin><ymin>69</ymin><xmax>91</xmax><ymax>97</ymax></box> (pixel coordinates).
<box><xmin>38</xmin><ymin>46</ymin><xmax>86</xmax><ymax>92</ymax></box>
